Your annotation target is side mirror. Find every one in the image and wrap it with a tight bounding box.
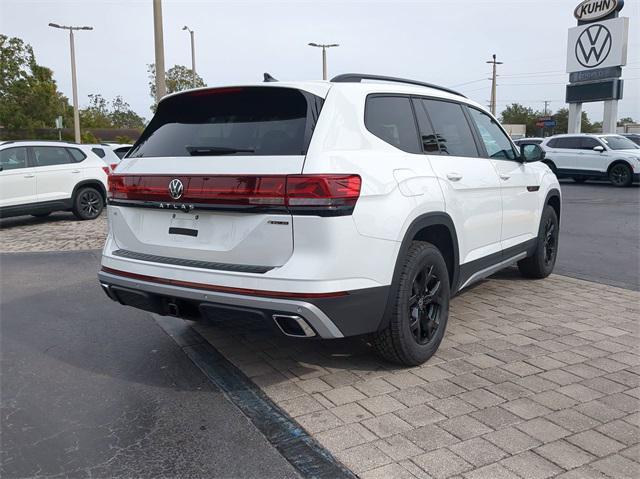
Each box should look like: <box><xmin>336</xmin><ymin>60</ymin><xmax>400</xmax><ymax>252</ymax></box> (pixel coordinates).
<box><xmin>593</xmin><ymin>145</ymin><xmax>605</xmax><ymax>153</ymax></box>
<box><xmin>519</xmin><ymin>143</ymin><xmax>546</xmax><ymax>163</ymax></box>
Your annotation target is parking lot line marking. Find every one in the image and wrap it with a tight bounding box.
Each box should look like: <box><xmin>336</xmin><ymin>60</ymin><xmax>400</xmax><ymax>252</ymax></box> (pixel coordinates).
<box><xmin>153</xmin><ymin>314</ymin><xmax>357</xmax><ymax>479</ymax></box>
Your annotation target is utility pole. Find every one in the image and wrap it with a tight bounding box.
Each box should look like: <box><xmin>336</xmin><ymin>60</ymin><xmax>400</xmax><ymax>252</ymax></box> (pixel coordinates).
<box><xmin>486</xmin><ymin>54</ymin><xmax>503</xmax><ymax>116</ymax></box>
<box><xmin>308</xmin><ymin>43</ymin><xmax>339</xmax><ymax>80</ymax></box>
<box><xmin>543</xmin><ymin>101</ymin><xmax>551</xmax><ymax>116</ymax></box>
<box><xmin>48</xmin><ymin>23</ymin><xmax>93</xmax><ymax>143</ymax></box>
<box><xmin>153</xmin><ymin>0</ymin><xmax>166</xmax><ymax>102</ymax></box>
<box><xmin>182</xmin><ymin>26</ymin><xmax>196</xmax><ymax>88</ymax></box>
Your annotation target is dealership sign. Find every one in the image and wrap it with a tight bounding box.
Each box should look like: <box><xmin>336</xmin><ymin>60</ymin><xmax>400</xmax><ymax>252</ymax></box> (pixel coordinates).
<box><xmin>566</xmin><ymin>16</ymin><xmax>628</xmax><ymax>73</ymax></box>
<box><xmin>574</xmin><ymin>0</ymin><xmax>620</xmax><ymax>22</ymax></box>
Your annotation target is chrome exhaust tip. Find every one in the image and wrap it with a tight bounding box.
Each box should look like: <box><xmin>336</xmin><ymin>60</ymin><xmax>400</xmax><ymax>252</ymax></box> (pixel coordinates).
<box><xmin>272</xmin><ymin>314</ymin><xmax>316</xmax><ymax>338</ymax></box>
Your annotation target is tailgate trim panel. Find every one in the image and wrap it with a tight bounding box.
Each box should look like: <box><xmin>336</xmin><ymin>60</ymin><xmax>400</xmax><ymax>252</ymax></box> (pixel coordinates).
<box><xmin>112</xmin><ymin>249</ymin><xmax>274</xmax><ymax>274</ymax></box>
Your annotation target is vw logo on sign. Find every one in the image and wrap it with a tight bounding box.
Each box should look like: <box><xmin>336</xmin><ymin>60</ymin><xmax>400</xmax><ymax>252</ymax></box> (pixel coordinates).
<box><xmin>575</xmin><ymin>24</ymin><xmax>612</xmax><ymax>68</ymax></box>
<box><xmin>168</xmin><ymin>179</ymin><xmax>184</xmax><ymax>200</ymax></box>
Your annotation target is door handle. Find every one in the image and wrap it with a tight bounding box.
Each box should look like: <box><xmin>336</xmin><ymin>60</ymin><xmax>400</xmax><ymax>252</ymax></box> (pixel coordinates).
<box><xmin>23</xmin><ymin>174</ymin><xmax>35</xmax><ymax>178</ymax></box>
<box><xmin>500</xmin><ymin>174</ymin><xmax>511</xmax><ymax>181</ymax></box>
<box><xmin>71</xmin><ymin>169</ymin><xmax>81</xmax><ymax>173</ymax></box>
<box><xmin>446</xmin><ymin>172</ymin><xmax>463</xmax><ymax>182</ymax></box>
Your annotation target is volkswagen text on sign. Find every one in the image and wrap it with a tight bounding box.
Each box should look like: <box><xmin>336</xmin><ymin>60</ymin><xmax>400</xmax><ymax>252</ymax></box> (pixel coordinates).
<box><xmin>574</xmin><ymin>0</ymin><xmax>619</xmax><ymax>22</ymax></box>
<box><xmin>567</xmin><ymin>17</ymin><xmax>629</xmax><ymax>73</ymax></box>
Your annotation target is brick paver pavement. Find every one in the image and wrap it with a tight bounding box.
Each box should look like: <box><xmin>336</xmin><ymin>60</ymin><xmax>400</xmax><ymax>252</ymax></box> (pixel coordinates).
<box><xmin>2</xmin><ymin>215</ymin><xmax>638</xmax><ymax>477</ymax></box>
<box><xmin>192</xmin><ymin>271</ymin><xmax>640</xmax><ymax>478</ymax></box>
<box><xmin>0</xmin><ymin>212</ymin><xmax>107</xmax><ymax>252</ymax></box>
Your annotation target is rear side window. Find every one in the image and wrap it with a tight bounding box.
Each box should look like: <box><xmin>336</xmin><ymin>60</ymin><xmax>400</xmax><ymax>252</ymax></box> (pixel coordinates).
<box><xmin>0</xmin><ymin>147</ymin><xmax>28</xmax><ymax>170</ymax></box>
<box><xmin>33</xmin><ymin>146</ymin><xmax>74</xmax><ymax>166</ymax></box>
<box><xmin>365</xmin><ymin>96</ymin><xmax>421</xmax><ymax>154</ymax></box>
<box><xmin>412</xmin><ymin>99</ymin><xmax>440</xmax><ymax>154</ymax></box>
<box><xmin>422</xmin><ymin>100</ymin><xmax>479</xmax><ymax>157</ymax></box>
<box><xmin>67</xmin><ymin>148</ymin><xmax>87</xmax><ymax>162</ymax></box>
<box><xmin>553</xmin><ymin>137</ymin><xmax>580</xmax><ymax>149</ymax></box>
<box><xmin>91</xmin><ymin>147</ymin><xmax>106</xmax><ymax>158</ymax></box>
<box><xmin>129</xmin><ymin>87</ymin><xmax>323</xmax><ymax>158</ymax></box>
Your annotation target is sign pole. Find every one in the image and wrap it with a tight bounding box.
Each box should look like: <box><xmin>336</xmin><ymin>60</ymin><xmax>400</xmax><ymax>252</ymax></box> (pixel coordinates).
<box><xmin>602</xmin><ymin>100</ymin><xmax>618</xmax><ymax>133</ymax></box>
<box><xmin>568</xmin><ymin>103</ymin><xmax>582</xmax><ymax>133</ymax></box>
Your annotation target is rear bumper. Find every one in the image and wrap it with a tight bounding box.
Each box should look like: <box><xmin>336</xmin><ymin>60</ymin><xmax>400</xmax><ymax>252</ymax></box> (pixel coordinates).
<box><xmin>98</xmin><ymin>269</ymin><xmax>388</xmax><ymax>338</ymax></box>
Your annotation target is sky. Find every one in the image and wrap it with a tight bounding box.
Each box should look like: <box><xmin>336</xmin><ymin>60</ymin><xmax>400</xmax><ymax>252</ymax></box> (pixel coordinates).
<box><xmin>2</xmin><ymin>0</ymin><xmax>639</xmax><ymax>124</ymax></box>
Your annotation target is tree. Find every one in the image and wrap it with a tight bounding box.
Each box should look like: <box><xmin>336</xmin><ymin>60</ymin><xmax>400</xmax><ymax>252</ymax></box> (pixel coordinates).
<box><xmin>0</xmin><ymin>34</ymin><xmax>72</xmax><ymax>130</ymax></box>
<box><xmin>618</xmin><ymin>117</ymin><xmax>635</xmax><ymax>126</ymax></box>
<box><xmin>79</xmin><ymin>94</ymin><xmax>146</xmax><ymax>129</ymax></box>
<box><xmin>500</xmin><ymin>103</ymin><xmax>540</xmax><ymax>136</ymax></box>
<box><xmin>148</xmin><ymin>63</ymin><xmax>206</xmax><ymax>109</ymax></box>
<box><xmin>552</xmin><ymin>108</ymin><xmax>595</xmax><ymax>134</ymax></box>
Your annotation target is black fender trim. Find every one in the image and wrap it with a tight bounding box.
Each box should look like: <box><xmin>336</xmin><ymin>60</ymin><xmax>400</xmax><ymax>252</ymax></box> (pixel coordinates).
<box><xmin>72</xmin><ymin>180</ymin><xmax>107</xmax><ymax>203</ymax></box>
<box><xmin>375</xmin><ymin>212</ymin><xmax>460</xmax><ymax>333</ymax></box>
<box><xmin>544</xmin><ymin>187</ymin><xmax>561</xmax><ymax>223</ymax></box>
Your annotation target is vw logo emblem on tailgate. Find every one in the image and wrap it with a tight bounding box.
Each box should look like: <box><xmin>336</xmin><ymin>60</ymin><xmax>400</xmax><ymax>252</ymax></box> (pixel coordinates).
<box><xmin>575</xmin><ymin>24</ymin><xmax>612</xmax><ymax>68</ymax></box>
<box><xmin>168</xmin><ymin>179</ymin><xmax>184</xmax><ymax>200</ymax></box>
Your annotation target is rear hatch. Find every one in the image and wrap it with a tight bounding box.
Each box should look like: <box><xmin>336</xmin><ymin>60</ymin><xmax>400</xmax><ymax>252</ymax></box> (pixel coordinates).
<box><xmin>108</xmin><ymin>86</ymin><xmax>325</xmax><ymax>270</ymax></box>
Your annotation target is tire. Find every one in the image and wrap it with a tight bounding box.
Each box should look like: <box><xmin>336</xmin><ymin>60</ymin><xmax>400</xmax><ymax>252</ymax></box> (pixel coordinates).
<box><xmin>517</xmin><ymin>205</ymin><xmax>559</xmax><ymax>279</ymax></box>
<box><xmin>72</xmin><ymin>186</ymin><xmax>104</xmax><ymax>220</ymax></box>
<box><xmin>31</xmin><ymin>212</ymin><xmax>52</xmax><ymax>218</ymax></box>
<box><xmin>370</xmin><ymin>242</ymin><xmax>450</xmax><ymax>366</ymax></box>
<box><xmin>609</xmin><ymin>163</ymin><xmax>633</xmax><ymax>187</ymax></box>
<box><xmin>572</xmin><ymin>176</ymin><xmax>587</xmax><ymax>183</ymax></box>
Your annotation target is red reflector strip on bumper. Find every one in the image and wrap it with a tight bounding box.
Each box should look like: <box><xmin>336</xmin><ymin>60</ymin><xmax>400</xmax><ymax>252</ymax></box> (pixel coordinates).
<box><xmin>101</xmin><ymin>266</ymin><xmax>349</xmax><ymax>299</ymax></box>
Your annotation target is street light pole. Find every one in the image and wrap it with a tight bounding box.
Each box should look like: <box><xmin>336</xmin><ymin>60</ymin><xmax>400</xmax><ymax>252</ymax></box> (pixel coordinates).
<box><xmin>486</xmin><ymin>54</ymin><xmax>503</xmax><ymax>116</ymax></box>
<box><xmin>308</xmin><ymin>43</ymin><xmax>339</xmax><ymax>80</ymax></box>
<box><xmin>48</xmin><ymin>23</ymin><xmax>93</xmax><ymax>143</ymax></box>
<box><xmin>182</xmin><ymin>26</ymin><xmax>196</xmax><ymax>88</ymax></box>
<box><xmin>153</xmin><ymin>0</ymin><xmax>166</xmax><ymax>102</ymax></box>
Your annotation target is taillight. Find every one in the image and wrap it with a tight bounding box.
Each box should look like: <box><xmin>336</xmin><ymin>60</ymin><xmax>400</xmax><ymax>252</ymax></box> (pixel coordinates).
<box><xmin>110</xmin><ymin>163</ymin><xmax>118</xmax><ymax>171</ymax></box>
<box><xmin>108</xmin><ymin>174</ymin><xmax>361</xmax><ymax>216</ymax></box>
<box><xmin>102</xmin><ymin>166</ymin><xmax>110</xmax><ymax>176</ymax></box>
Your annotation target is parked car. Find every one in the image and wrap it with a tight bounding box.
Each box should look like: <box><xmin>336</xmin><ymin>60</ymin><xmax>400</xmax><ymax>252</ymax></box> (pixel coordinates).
<box><xmin>98</xmin><ymin>74</ymin><xmax>560</xmax><ymax>366</ymax></box>
<box><xmin>621</xmin><ymin>133</ymin><xmax>640</xmax><ymax>146</ymax></box>
<box><xmin>541</xmin><ymin>134</ymin><xmax>640</xmax><ymax>186</ymax></box>
<box><xmin>86</xmin><ymin>144</ymin><xmax>122</xmax><ymax>172</ymax></box>
<box><xmin>514</xmin><ymin>137</ymin><xmax>544</xmax><ymax>147</ymax></box>
<box><xmin>107</xmin><ymin>143</ymin><xmax>133</xmax><ymax>159</ymax></box>
<box><xmin>0</xmin><ymin>140</ymin><xmax>108</xmax><ymax>219</ymax></box>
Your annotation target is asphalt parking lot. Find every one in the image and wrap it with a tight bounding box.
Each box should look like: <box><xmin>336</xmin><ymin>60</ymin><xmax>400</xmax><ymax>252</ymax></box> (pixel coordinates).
<box><xmin>1</xmin><ymin>181</ymin><xmax>639</xmax><ymax>478</ymax></box>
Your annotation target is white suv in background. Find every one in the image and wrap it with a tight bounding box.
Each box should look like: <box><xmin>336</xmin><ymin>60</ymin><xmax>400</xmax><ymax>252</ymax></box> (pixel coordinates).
<box><xmin>99</xmin><ymin>74</ymin><xmax>561</xmax><ymax>366</ymax></box>
<box><xmin>0</xmin><ymin>140</ymin><xmax>108</xmax><ymax>220</ymax></box>
<box><xmin>541</xmin><ymin>133</ymin><xmax>640</xmax><ymax>187</ymax></box>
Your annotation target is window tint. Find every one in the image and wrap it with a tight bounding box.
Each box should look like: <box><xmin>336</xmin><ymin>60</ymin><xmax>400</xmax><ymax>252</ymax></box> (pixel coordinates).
<box><xmin>33</xmin><ymin>146</ymin><xmax>74</xmax><ymax>166</ymax></box>
<box><xmin>579</xmin><ymin>137</ymin><xmax>601</xmax><ymax>150</ymax></box>
<box><xmin>68</xmin><ymin>148</ymin><xmax>87</xmax><ymax>162</ymax></box>
<box><xmin>91</xmin><ymin>147</ymin><xmax>106</xmax><ymax>158</ymax></box>
<box><xmin>412</xmin><ymin>99</ymin><xmax>440</xmax><ymax>154</ymax></box>
<box><xmin>0</xmin><ymin>147</ymin><xmax>28</xmax><ymax>171</ymax></box>
<box><xmin>365</xmin><ymin>96</ymin><xmax>421</xmax><ymax>154</ymax></box>
<box><xmin>129</xmin><ymin>87</ymin><xmax>321</xmax><ymax>158</ymax></box>
<box><xmin>554</xmin><ymin>137</ymin><xmax>580</xmax><ymax>149</ymax></box>
<box><xmin>421</xmin><ymin>100</ymin><xmax>479</xmax><ymax>157</ymax></box>
<box><xmin>114</xmin><ymin>147</ymin><xmax>130</xmax><ymax>159</ymax></box>
<box><xmin>468</xmin><ymin>108</ymin><xmax>518</xmax><ymax>160</ymax></box>
<box><xmin>599</xmin><ymin>135</ymin><xmax>640</xmax><ymax>150</ymax></box>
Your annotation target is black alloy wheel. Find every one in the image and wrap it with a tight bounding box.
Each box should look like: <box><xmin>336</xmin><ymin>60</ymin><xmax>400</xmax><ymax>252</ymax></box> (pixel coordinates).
<box><xmin>73</xmin><ymin>187</ymin><xmax>104</xmax><ymax>220</ymax></box>
<box><xmin>542</xmin><ymin>216</ymin><xmax>557</xmax><ymax>267</ymax></box>
<box><xmin>609</xmin><ymin>164</ymin><xmax>632</xmax><ymax>187</ymax></box>
<box><xmin>408</xmin><ymin>265</ymin><xmax>443</xmax><ymax>345</ymax></box>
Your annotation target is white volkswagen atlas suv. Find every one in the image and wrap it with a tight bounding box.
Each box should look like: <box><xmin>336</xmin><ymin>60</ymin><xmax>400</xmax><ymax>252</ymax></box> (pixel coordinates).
<box><xmin>98</xmin><ymin>74</ymin><xmax>561</xmax><ymax>366</ymax></box>
<box><xmin>0</xmin><ymin>140</ymin><xmax>109</xmax><ymax>219</ymax></box>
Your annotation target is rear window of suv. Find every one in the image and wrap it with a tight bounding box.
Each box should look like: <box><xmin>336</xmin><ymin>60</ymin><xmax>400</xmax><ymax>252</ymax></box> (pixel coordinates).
<box><xmin>128</xmin><ymin>87</ymin><xmax>323</xmax><ymax>158</ymax></box>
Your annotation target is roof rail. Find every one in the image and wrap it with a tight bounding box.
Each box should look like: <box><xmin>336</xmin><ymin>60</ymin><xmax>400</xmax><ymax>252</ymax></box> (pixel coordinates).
<box><xmin>0</xmin><ymin>139</ymin><xmax>78</xmax><ymax>145</ymax></box>
<box><xmin>331</xmin><ymin>73</ymin><xmax>466</xmax><ymax>98</ymax></box>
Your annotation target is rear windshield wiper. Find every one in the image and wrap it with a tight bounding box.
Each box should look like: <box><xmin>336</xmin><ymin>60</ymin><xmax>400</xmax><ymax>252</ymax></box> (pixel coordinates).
<box><xmin>186</xmin><ymin>146</ymin><xmax>255</xmax><ymax>156</ymax></box>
